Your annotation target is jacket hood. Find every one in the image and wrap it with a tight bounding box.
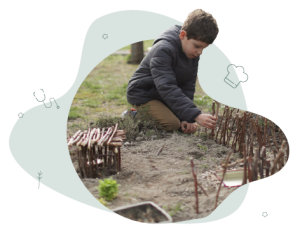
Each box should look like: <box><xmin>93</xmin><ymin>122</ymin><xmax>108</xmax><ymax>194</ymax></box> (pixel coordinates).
<box><xmin>153</xmin><ymin>25</ymin><xmax>185</xmax><ymax>56</ymax></box>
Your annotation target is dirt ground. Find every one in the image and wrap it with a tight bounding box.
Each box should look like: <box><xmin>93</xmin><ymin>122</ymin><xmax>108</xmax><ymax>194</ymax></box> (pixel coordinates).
<box><xmin>70</xmin><ymin>131</ymin><xmax>242</xmax><ymax>222</ymax></box>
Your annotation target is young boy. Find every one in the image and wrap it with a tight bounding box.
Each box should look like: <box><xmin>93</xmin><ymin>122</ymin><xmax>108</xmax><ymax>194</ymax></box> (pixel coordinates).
<box><xmin>126</xmin><ymin>9</ymin><xmax>218</xmax><ymax>133</ymax></box>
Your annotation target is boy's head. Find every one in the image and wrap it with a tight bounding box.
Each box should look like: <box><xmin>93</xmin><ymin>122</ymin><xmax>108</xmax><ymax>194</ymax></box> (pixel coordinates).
<box><xmin>179</xmin><ymin>9</ymin><xmax>219</xmax><ymax>59</ymax></box>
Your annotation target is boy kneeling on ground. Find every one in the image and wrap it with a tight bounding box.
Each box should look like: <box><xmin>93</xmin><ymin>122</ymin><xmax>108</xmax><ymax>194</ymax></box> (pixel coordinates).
<box><xmin>126</xmin><ymin>9</ymin><xmax>218</xmax><ymax>133</ymax></box>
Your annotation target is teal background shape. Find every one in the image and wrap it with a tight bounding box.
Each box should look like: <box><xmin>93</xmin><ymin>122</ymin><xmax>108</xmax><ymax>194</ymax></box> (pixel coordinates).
<box><xmin>198</xmin><ymin>46</ymin><xmax>247</xmax><ymax>109</ymax></box>
<box><xmin>9</xmin><ymin>10</ymin><xmax>248</xmax><ymax>223</ymax></box>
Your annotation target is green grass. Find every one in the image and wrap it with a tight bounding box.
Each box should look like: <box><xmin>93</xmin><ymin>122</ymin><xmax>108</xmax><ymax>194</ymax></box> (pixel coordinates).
<box><xmin>68</xmin><ymin>106</ymin><xmax>83</xmax><ymax>119</ymax></box>
<box><xmin>163</xmin><ymin>203</ymin><xmax>184</xmax><ymax>217</ymax></box>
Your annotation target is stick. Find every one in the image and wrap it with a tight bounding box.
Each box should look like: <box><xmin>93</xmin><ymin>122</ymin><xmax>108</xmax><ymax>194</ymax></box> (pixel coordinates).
<box><xmin>76</xmin><ymin>133</ymin><xmax>86</xmax><ymax>146</ymax></box>
<box><xmin>97</xmin><ymin>127</ymin><xmax>113</xmax><ymax>147</ymax></box>
<box><xmin>68</xmin><ymin>131</ymin><xmax>84</xmax><ymax>146</ymax></box>
<box><xmin>88</xmin><ymin>128</ymin><xmax>97</xmax><ymax>150</ymax></box>
<box><xmin>270</xmin><ymin>122</ymin><xmax>280</xmax><ymax>151</ymax></box>
<box><xmin>107</xmin><ymin>123</ymin><xmax>118</xmax><ymax>145</ymax></box>
<box><xmin>215</xmin><ymin>150</ymin><xmax>232</xmax><ymax>209</ymax></box>
<box><xmin>270</xmin><ymin>149</ymin><xmax>285</xmax><ymax>175</ymax></box>
<box><xmin>191</xmin><ymin>159</ymin><xmax>199</xmax><ymax>213</ymax></box>
<box><xmin>253</xmin><ymin>149</ymin><xmax>259</xmax><ymax>181</ymax></box>
<box><xmin>105</xmin><ymin>142</ymin><xmax>122</xmax><ymax>147</ymax></box>
<box><xmin>156</xmin><ymin>143</ymin><xmax>166</xmax><ymax>157</ymax></box>
<box><xmin>247</xmin><ymin>155</ymin><xmax>253</xmax><ymax>183</ymax></box>
<box><xmin>263</xmin><ymin>118</ymin><xmax>267</xmax><ymax>146</ymax></box>
<box><xmin>231</xmin><ymin>113</ymin><xmax>240</xmax><ymax>151</ymax></box>
<box><xmin>77</xmin><ymin>147</ymin><xmax>83</xmax><ymax>178</ymax></box>
<box><xmin>227</xmin><ymin>109</ymin><xmax>238</xmax><ymax>148</ymax></box>
<box><xmin>265</xmin><ymin>159</ymin><xmax>271</xmax><ymax>177</ymax></box>
<box><xmin>91</xmin><ymin>128</ymin><xmax>101</xmax><ymax>145</ymax></box>
<box><xmin>242</xmin><ymin>144</ymin><xmax>248</xmax><ymax>185</ymax></box>
<box><xmin>222</xmin><ymin>107</ymin><xmax>229</xmax><ymax>145</ymax></box>
<box><xmin>197</xmin><ymin>182</ymin><xmax>208</xmax><ymax>197</ymax></box>
<box><xmin>239</xmin><ymin>113</ymin><xmax>247</xmax><ymax>154</ymax></box>
<box><xmin>215</xmin><ymin>107</ymin><xmax>227</xmax><ymax>142</ymax></box>
<box><xmin>81</xmin><ymin>128</ymin><xmax>91</xmax><ymax>147</ymax></box>
<box><xmin>67</xmin><ymin>130</ymin><xmax>81</xmax><ymax>146</ymax></box>
<box><xmin>209</xmin><ymin>101</ymin><xmax>216</xmax><ymax>139</ymax></box>
<box><xmin>218</xmin><ymin>122</ymin><xmax>225</xmax><ymax>144</ymax></box>
<box><xmin>225</xmin><ymin>108</ymin><xmax>235</xmax><ymax>146</ymax></box>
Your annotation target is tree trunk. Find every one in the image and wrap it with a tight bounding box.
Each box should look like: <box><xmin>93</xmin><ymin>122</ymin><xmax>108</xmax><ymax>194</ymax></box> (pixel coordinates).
<box><xmin>130</xmin><ymin>41</ymin><xmax>144</xmax><ymax>64</ymax></box>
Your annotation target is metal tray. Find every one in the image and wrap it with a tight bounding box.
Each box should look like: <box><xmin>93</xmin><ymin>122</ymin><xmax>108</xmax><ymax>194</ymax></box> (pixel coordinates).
<box><xmin>113</xmin><ymin>201</ymin><xmax>172</xmax><ymax>223</ymax></box>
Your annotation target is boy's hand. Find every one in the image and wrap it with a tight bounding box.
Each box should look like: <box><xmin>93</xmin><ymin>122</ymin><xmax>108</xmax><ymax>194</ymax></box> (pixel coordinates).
<box><xmin>181</xmin><ymin>121</ymin><xmax>198</xmax><ymax>134</ymax></box>
<box><xmin>195</xmin><ymin>114</ymin><xmax>218</xmax><ymax>129</ymax></box>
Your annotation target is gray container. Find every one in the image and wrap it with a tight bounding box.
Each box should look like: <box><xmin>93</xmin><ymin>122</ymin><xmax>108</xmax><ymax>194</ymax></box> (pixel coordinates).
<box><xmin>113</xmin><ymin>201</ymin><xmax>172</xmax><ymax>223</ymax></box>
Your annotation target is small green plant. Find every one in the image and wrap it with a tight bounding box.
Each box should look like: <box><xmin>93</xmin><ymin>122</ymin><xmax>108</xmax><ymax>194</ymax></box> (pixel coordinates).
<box><xmin>98</xmin><ymin>177</ymin><xmax>120</xmax><ymax>201</ymax></box>
<box><xmin>163</xmin><ymin>202</ymin><xmax>183</xmax><ymax>216</ymax></box>
<box><xmin>197</xmin><ymin>144</ymin><xmax>207</xmax><ymax>151</ymax></box>
<box><xmin>98</xmin><ymin>197</ymin><xmax>108</xmax><ymax>207</ymax></box>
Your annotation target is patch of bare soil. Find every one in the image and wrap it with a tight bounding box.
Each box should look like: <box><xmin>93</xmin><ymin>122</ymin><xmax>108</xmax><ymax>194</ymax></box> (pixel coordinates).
<box><xmin>70</xmin><ymin>132</ymin><xmax>241</xmax><ymax>223</ymax></box>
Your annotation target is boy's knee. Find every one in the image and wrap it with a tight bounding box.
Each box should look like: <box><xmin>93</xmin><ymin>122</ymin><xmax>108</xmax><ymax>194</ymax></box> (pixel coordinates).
<box><xmin>164</xmin><ymin>118</ymin><xmax>181</xmax><ymax>131</ymax></box>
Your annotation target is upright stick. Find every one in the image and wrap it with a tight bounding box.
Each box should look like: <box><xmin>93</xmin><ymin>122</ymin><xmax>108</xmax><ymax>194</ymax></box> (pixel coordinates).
<box><xmin>242</xmin><ymin>144</ymin><xmax>248</xmax><ymax>185</ymax></box>
<box><xmin>215</xmin><ymin>150</ymin><xmax>232</xmax><ymax>209</ymax></box>
<box><xmin>191</xmin><ymin>159</ymin><xmax>199</xmax><ymax>214</ymax></box>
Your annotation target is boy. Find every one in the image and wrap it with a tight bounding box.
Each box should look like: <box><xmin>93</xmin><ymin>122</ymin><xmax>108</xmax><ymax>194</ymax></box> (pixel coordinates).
<box><xmin>126</xmin><ymin>9</ymin><xmax>218</xmax><ymax>133</ymax></box>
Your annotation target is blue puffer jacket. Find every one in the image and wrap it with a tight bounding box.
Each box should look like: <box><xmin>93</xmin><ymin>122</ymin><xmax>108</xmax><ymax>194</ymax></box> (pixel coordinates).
<box><xmin>126</xmin><ymin>25</ymin><xmax>201</xmax><ymax>123</ymax></box>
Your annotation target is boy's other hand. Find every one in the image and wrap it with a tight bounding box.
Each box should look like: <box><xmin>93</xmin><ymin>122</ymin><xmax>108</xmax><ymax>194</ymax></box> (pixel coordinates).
<box><xmin>195</xmin><ymin>114</ymin><xmax>218</xmax><ymax>129</ymax></box>
<box><xmin>181</xmin><ymin>121</ymin><xmax>198</xmax><ymax>134</ymax></box>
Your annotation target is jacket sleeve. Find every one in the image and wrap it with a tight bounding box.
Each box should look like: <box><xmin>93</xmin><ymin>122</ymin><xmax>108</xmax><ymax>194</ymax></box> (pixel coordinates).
<box><xmin>150</xmin><ymin>46</ymin><xmax>201</xmax><ymax>123</ymax></box>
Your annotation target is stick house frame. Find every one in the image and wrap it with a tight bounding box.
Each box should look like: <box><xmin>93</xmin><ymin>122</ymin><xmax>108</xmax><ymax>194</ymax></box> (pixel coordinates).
<box><xmin>68</xmin><ymin>123</ymin><xmax>125</xmax><ymax>179</ymax></box>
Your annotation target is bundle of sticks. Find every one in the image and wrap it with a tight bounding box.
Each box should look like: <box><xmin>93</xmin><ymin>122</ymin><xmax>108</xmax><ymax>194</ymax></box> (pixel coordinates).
<box><xmin>67</xmin><ymin>123</ymin><xmax>126</xmax><ymax>148</ymax></box>
<box><xmin>67</xmin><ymin>123</ymin><xmax>126</xmax><ymax>178</ymax></box>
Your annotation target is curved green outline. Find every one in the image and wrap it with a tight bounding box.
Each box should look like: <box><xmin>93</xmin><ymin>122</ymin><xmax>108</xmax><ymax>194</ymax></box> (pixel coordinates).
<box><xmin>232</xmin><ymin>64</ymin><xmax>249</xmax><ymax>83</ymax></box>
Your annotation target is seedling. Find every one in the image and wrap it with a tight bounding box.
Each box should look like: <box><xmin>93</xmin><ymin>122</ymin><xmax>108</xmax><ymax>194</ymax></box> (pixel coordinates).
<box><xmin>98</xmin><ymin>177</ymin><xmax>120</xmax><ymax>201</ymax></box>
<box><xmin>197</xmin><ymin>145</ymin><xmax>207</xmax><ymax>151</ymax></box>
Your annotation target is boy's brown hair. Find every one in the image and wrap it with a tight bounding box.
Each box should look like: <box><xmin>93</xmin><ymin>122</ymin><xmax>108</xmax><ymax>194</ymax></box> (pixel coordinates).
<box><xmin>182</xmin><ymin>9</ymin><xmax>219</xmax><ymax>44</ymax></box>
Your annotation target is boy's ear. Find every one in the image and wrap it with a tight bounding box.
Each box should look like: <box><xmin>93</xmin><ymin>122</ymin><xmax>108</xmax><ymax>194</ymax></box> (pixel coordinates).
<box><xmin>179</xmin><ymin>30</ymin><xmax>187</xmax><ymax>40</ymax></box>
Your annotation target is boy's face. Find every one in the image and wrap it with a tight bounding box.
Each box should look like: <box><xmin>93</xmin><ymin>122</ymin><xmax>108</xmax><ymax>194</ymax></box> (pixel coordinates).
<box><xmin>179</xmin><ymin>30</ymin><xmax>209</xmax><ymax>59</ymax></box>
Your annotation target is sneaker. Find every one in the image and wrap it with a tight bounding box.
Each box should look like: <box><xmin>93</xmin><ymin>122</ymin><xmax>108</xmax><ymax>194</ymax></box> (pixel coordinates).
<box><xmin>122</xmin><ymin>109</ymin><xmax>137</xmax><ymax>118</ymax></box>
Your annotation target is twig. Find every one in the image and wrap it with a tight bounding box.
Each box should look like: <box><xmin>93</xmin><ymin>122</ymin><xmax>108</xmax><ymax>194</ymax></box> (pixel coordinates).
<box><xmin>270</xmin><ymin>149</ymin><xmax>285</xmax><ymax>175</ymax></box>
<box><xmin>215</xmin><ymin>150</ymin><xmax>232</xmax><ymax>209</ymax></box>
<box><xmin>107</xmin><ymin>123</ymin><xmax>118</xmax><ymax>145</ymax></box>
<box><xmin>225</xmin><ymin>108</ymin><xmax>235</xmax><ymax>146</ymax></box>
<box><xmin>222</xmin><ymin>107</ymin><xmax>230</xmax><ymax>145</ymax></box>
<box><xmin>197</xmin><ymin>182</ymin><xmax>208</xmax><ymax>197</ymax></box>
<box><xmin>270</xmin><ymin>122</ymin><xmax>280</xmax><ymax>151</ymax></box>
<box><xmin>67</xmin><ymin>130</ymin><xmax>81</xmax><ymax>146</ymax></box>
<box><xmin>191</xmin><ymin>159</ymin><xmax>199</xmax><ymax>214</ymax></box>
<box><xmin>215</xmin><ymin>108</ymin><xmax>227</xmax><ymax>142</ymax></box>
<box><xmin>265</xmin><ymin>159</ymin><xmax>271</xmax><ymax>177</ymax></box>
<box><xmin>242</xmin><ymin>144</ymin><xmax>248</xmax><ymax>185</ymax></box>
<box><xmin>263</xmin><ymin>118</ymin><xmax>267</xmax><ymax>146</ymax></box>
<box><xmin>209</xmin><ymin>101</ymin><xmax>216</xmax><ymax>139</ymax></box>
<box><xmin>253</xmin><ymin>149</ymin><xmax>258</xmax><ymax>181</ymax></box>
<box><xmin>247</xmin><ymin>155</ymin><xmax>253</xmax><ymax>183</ymax></box>
<box><xmin>156</xmin><ymin>143</ymin><xmax>166</xmax><ymax>157</ymax></box>
<box><xmin>227</xmin><ymin>109</ymin><xmax>238</xmax><ymax>148</ymax></box>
